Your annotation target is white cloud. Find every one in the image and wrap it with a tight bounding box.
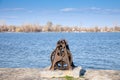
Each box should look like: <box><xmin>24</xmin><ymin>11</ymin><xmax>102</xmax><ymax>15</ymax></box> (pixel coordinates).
<box><xmin>60</xmin><ymin>7</ymin><xmax>120</xmax><ymax>14</ymax></box>
<box><xmin>0</xmin><ymin>8</ymin><xmax>25</xmax><ymax>11</ymax></box>
<box><xmin>0</xmin><ymin>8</ymin><xmax>34</xmax><ymax>13</ymax></box>
<box><xmin>89</xmin><ymin>7</ymin><xmax>101</xmax><ymax>10</ymax></box>
<box><xmin>0</xmin><ymin>8</ymin><xmax>33</xmax><ymax>13</ymax></box>
<box><xmin>0</xmin><ymin>16</ymin><xmax>18</xmax><ymax>19</ymax></box>
<box><xmin>60</xmin><ymin>8</ymin><xmax>77</xmax><ymax>12</ymax></box>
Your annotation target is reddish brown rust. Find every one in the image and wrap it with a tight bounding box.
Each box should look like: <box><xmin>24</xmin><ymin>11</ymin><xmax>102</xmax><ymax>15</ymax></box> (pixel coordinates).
<box><xmin>50</xmin><ymin>39</ymin><xmax>75</xmax><ymax>70</ymax></box>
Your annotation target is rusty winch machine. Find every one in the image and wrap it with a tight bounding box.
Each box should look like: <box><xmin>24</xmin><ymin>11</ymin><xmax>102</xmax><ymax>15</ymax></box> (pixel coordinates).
<box><xmin>50</xmin><ymin>39</ymin><xmax>75</xmax><ymax>70</ymax></box>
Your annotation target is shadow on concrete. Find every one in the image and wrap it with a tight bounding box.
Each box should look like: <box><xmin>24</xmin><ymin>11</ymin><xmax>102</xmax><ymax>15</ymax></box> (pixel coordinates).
<box><xmin>79</xmin><ymin>68</ymin><xmax>86</xmax><ymax>76</ymax></box>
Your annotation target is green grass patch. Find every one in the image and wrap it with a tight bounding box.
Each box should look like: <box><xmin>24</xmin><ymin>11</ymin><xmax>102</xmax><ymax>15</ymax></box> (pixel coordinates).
<box><xmin>64</xmin><ymin>75</ymin><xmax>77</xmax><ymax>80</ymax></box>
<box><xmin>52</xmin><ymin>75</ymin><xmax>84</xmax><ymax>80</ymax></box>
<box><xmin>52</xmin><ymin>76</ymin><xmax>55</xmax><ymax>78</ymax></box>
<box><xmin>80</xmin><ymin>76</ymin><xmax>85</xmax><ymax>78</ymax></box>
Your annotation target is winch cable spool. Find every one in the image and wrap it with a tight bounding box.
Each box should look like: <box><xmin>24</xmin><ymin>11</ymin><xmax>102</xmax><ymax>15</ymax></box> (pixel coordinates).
<box><xmin>50</xmin><ymin>39</ymin><xmax>75</xmax><ymax>70</ymax></box>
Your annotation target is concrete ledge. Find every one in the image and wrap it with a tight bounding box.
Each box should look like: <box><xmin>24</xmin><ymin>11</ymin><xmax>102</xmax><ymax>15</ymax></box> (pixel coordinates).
<box><xmin>1</xmin><ymin>67</ymin><xmax>120</xmax><ymax>80</ymax></box>
<box><xmin>40</xmin><ymin>66</ymin><xmax>82</xmax><ymax>78</ymax></box>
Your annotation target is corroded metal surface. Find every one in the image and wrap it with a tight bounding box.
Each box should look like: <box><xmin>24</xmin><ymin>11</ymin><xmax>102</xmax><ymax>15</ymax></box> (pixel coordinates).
<box><xmin>50</xmin><ymin>39</ymin><xmax>75</xmax><ymax>70</ymax></box>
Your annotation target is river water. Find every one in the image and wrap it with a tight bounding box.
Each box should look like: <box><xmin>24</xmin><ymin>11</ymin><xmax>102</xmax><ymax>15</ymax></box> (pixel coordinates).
<box><xmin>0</xmin><ymin>32</ymin><xmax>120</xmax><ymax>70</ymax></box>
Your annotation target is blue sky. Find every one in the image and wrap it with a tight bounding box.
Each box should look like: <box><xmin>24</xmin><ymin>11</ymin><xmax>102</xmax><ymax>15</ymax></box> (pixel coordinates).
<box><xmin>0</xmin><ymin>0</ymin><xmax>120</xmax><ymax>27</ymax></box>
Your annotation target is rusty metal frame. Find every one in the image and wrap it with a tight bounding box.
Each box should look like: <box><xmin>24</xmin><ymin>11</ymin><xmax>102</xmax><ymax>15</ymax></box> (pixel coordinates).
<box><xmin>50</xmin><ymin>39</ymin><xmax>75</xmax><ymax>70</ymax></box>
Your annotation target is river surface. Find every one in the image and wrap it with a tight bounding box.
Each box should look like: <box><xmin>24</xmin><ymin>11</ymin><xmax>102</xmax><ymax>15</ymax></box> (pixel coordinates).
<box><xmin>0</xmin><ymin>32</ymin><xmax>120</xmax><ymax>70</ymax></box>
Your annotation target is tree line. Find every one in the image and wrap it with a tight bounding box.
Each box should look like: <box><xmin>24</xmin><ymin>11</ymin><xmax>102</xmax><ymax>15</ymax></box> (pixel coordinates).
<box><xmin>0</xmin><ymin>21</ymin><xmax>120</xmax><ymax>32</ymax></box>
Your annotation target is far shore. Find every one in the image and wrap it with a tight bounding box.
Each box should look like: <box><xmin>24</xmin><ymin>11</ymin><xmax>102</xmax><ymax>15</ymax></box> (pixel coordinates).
<box><xmin>0</xmin><ymin>31</ymin><xmax>120</xmax><ymax>33</ymax></box>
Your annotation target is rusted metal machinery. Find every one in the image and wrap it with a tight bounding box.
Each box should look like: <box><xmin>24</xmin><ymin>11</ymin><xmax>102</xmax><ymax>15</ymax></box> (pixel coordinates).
<box><xmin>50</xmin><ymin>39</ymin><xmax>75</xmax><ymax>70</ymax></box>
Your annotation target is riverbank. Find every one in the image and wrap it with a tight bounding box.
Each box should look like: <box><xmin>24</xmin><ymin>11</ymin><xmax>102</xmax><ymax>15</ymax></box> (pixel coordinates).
<box><xmin>0</xmin><ymin>67</ymin><xmax>120</xmax><ymax>80</ymax></box>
